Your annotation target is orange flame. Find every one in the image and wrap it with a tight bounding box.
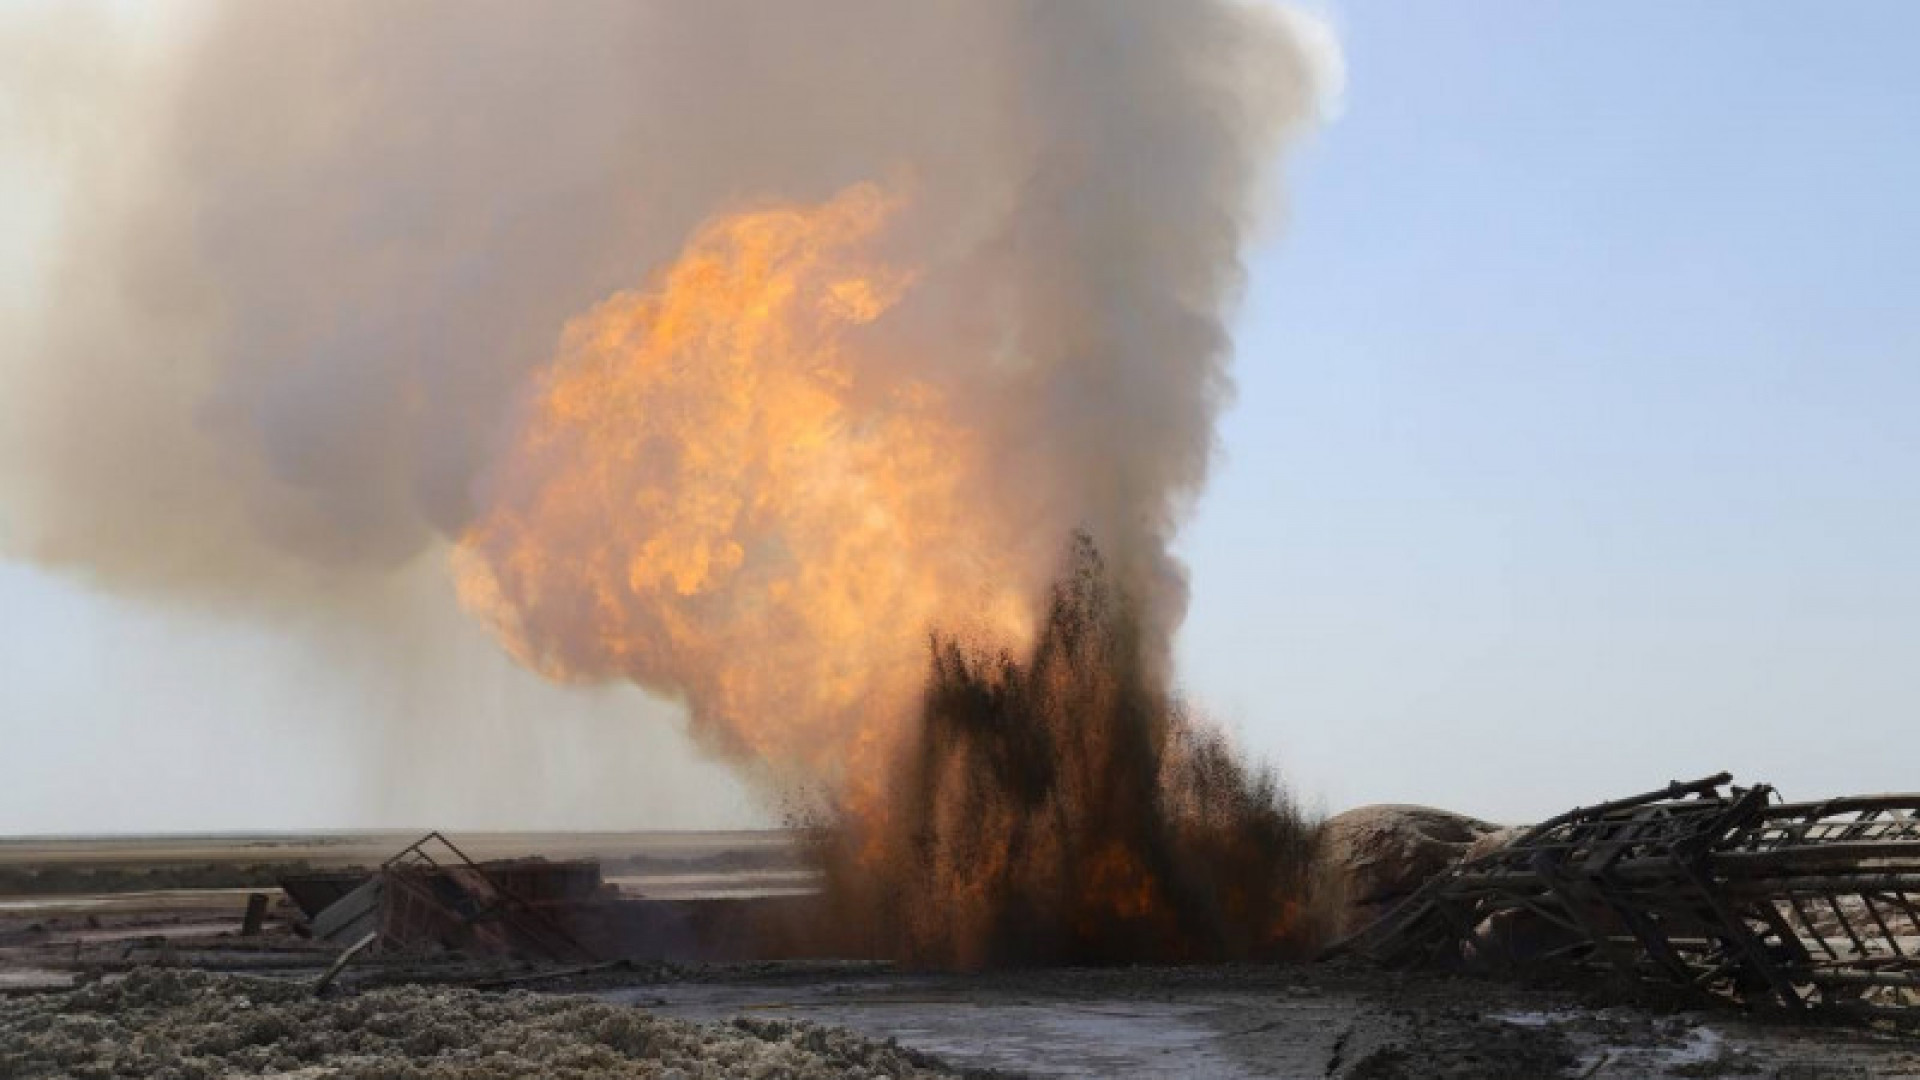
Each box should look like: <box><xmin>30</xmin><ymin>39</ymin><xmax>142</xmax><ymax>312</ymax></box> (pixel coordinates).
<box><xmin>454</xmin><ymin>184</ymin><xmax>1028</xmax><ymax>807</ymax></box>
<box><xmin>456</xmin><ymin>183</ymin><xmax>1326</xmax><ymax>967</ymax></box>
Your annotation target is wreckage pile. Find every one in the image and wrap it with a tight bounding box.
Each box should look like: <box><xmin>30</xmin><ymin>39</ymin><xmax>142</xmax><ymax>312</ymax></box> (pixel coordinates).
<box><xmin>282</xmin><ymin>833</ymin><xmax>816</xmax><ymax>977</ymax></box>
<box><xmin>1333</xmin><ymin>773</ymin><xmax>1920</xmax><ymax>1021</ymax></box>
<box><xmin>286</xmin><ymin>833</ymin><xmax>601</xmax><ymax>966</ymax></box>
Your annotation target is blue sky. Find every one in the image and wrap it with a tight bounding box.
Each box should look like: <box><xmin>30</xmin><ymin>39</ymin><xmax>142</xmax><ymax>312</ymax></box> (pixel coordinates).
<box><xmin>1179</xmin><ymin>3</ymin><xmax>1919</xmax><ymax>818</ymax></box>
<box><xmin>2</xmin><ymin>4</ymin><xmax>1915</xmax><ymax>831</ymax></box>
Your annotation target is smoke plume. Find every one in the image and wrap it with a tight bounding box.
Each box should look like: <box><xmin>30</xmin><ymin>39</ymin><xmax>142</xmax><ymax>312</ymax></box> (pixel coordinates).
<box><xmin>2</xmin><ymin>3</ymin><xmax>1336</xmax><ymax>834</ymax></box>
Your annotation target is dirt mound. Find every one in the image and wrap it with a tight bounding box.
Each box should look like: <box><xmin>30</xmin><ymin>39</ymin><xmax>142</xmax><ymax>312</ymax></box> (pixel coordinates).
<box><xmin>0</xmin><ymin>967</ymin><xmax>968</xmax><ymax>1079</ymax></box>
<box><xmin>1321</xmin><ymin>805</ymin><xmax>1499</xmax><ymax>931</ymax></box>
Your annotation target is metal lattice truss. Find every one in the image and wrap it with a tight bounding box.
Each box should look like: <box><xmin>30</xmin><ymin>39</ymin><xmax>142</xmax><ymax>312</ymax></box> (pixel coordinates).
<box><xmin>1332</xmin><ymin>774</ymin><xmax>1920</xmax><ymax>1021</ymax></box>
<box><xmin>373</xmin><ymin>832</ymin><xmax>595</xmax><ymax>962</ymax></box>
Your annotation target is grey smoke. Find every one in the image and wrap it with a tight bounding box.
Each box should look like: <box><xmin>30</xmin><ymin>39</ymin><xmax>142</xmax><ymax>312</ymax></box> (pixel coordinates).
<box><xmin>1</xmin><ymin>2</ymin><xmax>1336</xmax><ymax>772</ymax></box>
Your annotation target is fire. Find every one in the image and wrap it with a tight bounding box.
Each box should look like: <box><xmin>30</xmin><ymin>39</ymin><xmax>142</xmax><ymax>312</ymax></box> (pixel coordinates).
<box><xmin>813</xmin><ymin>537</ymin><xmax>1327</xmax><ymax>967</ymax></box>
<box><xmin>457</xmin><ymin>183</ymin><xmax>1327</xmax><ymax>969</ymax></box>
<box><xmin>454</xmin><ymin>183</ymin><xmax>1027</xmax><ymax>803</ymax></box>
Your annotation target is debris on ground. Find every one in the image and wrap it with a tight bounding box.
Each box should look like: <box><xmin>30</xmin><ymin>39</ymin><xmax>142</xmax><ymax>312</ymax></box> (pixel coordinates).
<box><xmin>286</xmin><ymin>832</ymin><xmax>825</xmax><ymax>975</ymax></box>
<box><xmin>299</xmin><ymin>832</ymin><xmax>600</xmax><ymax>964</ymax></box>
<box><xmin>1332</xmin><ymin>773</ymin><xmax>1920</xmax><ymax>1022</ymax></box>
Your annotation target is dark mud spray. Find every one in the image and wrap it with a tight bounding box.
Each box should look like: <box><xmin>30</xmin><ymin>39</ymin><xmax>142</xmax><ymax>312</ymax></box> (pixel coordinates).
<box><xmin>816</xmin><ymin>536</ymin><xmax>1324</xmax><ymax>967</ymax></box>
<box><xmin>5</xmin><ymin>2</ymin><xmax>1340</xmax><ymax>962</ymax></box>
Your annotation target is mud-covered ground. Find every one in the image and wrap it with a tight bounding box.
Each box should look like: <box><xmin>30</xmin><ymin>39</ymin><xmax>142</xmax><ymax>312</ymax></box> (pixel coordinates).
<box><xmin>6</xmin><ymin>964</ymin><xmax>1920</xmax><ymax>1079</ymax></box>
<box><xmin>0</xmin><ymin>968</ymin><xmax>969</xmax><ymax>1079</ymax></box>
<box><xmin>6</xmin><ymin>835</ymin><xmax>1920</xmax><ymax>1077</ymax></box>
<box><xmin>592</xmin><ymin>963</ymin><xmax>1920</xmax><ymax>1079</ymax></box>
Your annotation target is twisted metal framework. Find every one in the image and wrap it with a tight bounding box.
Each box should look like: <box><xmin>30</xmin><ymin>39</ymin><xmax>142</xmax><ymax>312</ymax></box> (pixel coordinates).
<box><xmin>1332</xmin><ymin>774</ymin><xmax>1920</xmax><ymax>1021</ymax></box>
<box><xmin>376</xmin><ymin>832</ymin><xmax>596</xmax><ymax>963</ymax></box>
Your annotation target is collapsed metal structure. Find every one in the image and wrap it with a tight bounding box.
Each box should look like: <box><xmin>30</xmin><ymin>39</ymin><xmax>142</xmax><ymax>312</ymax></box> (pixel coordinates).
<box><xmin>1333</xmin><ymin>774</ymin><xmax>1920</xmax><ymax>1021</ymax></box>
<box><xmin>293</xmin><ymin>832</ymin><xmax>599</xmax><ymax>964</ymax></box>
<box><xmin>284</xmin><ymin>832</ymin><xmax>824</xmax><ymax>974</ymax></box>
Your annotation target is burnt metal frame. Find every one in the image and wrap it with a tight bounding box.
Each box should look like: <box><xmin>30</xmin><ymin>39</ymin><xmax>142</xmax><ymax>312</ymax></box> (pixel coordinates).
<box><xmin>375</xmin><ymin>831</ymin><xmax>596</xmax><ymax>963</ymax></box>
<box><xmin>1331</xmin><ymin>775</ymin><xmax>1920</xmax><ymax>1021</ymax></box>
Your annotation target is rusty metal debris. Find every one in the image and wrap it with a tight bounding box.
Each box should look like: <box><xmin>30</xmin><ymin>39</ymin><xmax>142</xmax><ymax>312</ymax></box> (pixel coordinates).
<box><xmin>300</xmin><ymin>832</ymin><xmax>599</xmax><ymax>964</ymax></box>
<box><xmin>311</xmin><ymin>930</ymin><xmax>378</xmax><ymax>996</ymax></box>
<box><xmin>283</xmin><ymin>832</ymin><xmax>829</xmax><ymax>971</ymax></box>
<box><xmin>1331</xmin><ymin>773</ymin><xmax>1920</xmax><ymax>1021</ymax></box>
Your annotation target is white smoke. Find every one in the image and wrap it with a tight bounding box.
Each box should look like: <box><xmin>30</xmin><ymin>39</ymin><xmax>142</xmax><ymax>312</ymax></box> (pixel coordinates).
<box><xmin>1</xmin><ymin>2</ymin><xmax>1338</xmax><ymax>788</ymax></box>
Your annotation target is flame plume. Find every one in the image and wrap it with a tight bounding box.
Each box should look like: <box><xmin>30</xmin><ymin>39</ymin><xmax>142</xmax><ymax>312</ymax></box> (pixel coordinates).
<box><xmin>2</xmin><ymin>1</ymin><xmax>1339</xmax><ymax>920</ymax></box>
<box><xmin>460</xmin><ymin>188</ymin><xmax>1326</xmax><ymax>966</ymax></box>
<box><xmin>456</xmin><ymin>184</ymin><xmax>1031</xmax><ymax>801</ymax></box>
